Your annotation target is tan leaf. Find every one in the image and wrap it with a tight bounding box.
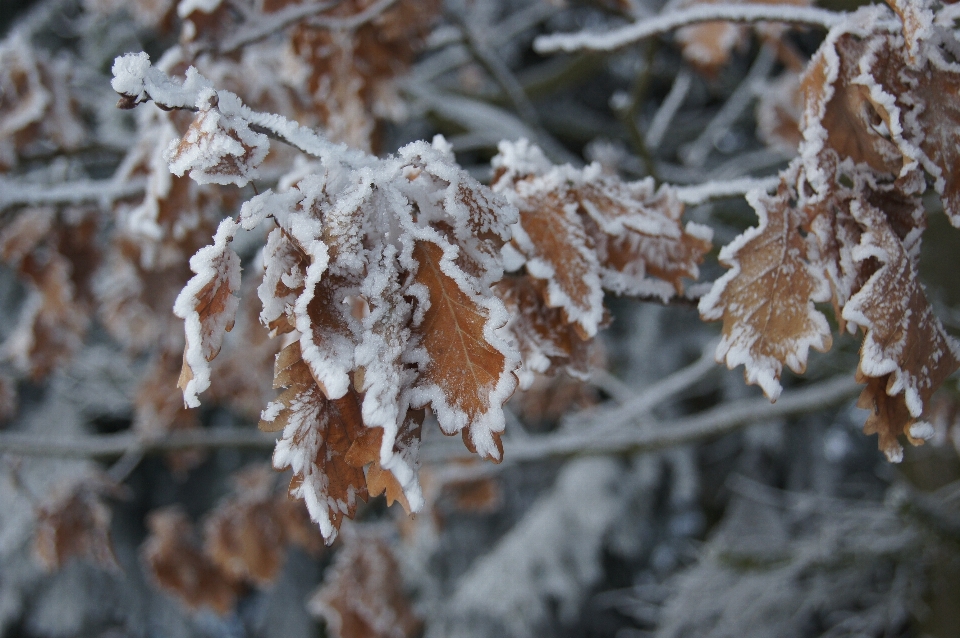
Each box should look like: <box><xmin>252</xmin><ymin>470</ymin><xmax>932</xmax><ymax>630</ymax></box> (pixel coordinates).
<box><xmin>871</xmin><ymin>44</ymin><xmax>960</xmax><ymax>226</ymax></box>
<box><xmin>34</xmin><ymin>480</ymin><xmax>120</xmax><ymax>572</ymax></box>
<box><xmin>174</xmin><ymin>218</ymin><xmax>242</xmax><ymax>407</ymax></box>
<box><xmin>510</xmin><ymin>192</ymin><xmax>605</xmax><ymax>338</ymax></box>
<box><xmin>411</xmin><ymin>240</ymin><xmax>517</xmax><ymax>461</ymax></box>
<box><xmin>141</xmin><ymin>507</ymin><xmax>239</xmax><ymax>615</ymax></box>
<box><xmin>266</xmin><ymin>342</ymin><xmax>370</xmax><ymax>541</ymax></box>
<box><xmin>800</xmin><ymin>33</ymin><xmax>903</xmax><ymax>177</ymax></box>
<box><xmin>308</xmin><ymin>533</ymin><xmax>421</xmax><ymax>638</ymax></box>
<box><xmin>166</xmin><ymin>96</ymin><xmax>268</xmax><ymax>187</ymax></box>
<box><xmin>496</xmin><ymin>274</ymin><xmax>593</xmax><ymax>388</ymax></box>
<box><xmin>843</xmin><ymin>200</ymin><xmax>960</xmax><ymax>458</ymax></box>
<box><xmin>756</xmin><ymin>71</ymin><xmax>804</xmax><ymax>153</ymax></box>
<box><xmin>287</xmin><ymin>0</ymin><xmax>441</xmax><ymax>152</ymax></box>
<box><xmin>204</xmin><ymin>499</ymin><xmax>287</xmax><ymax>586</ymax></box>
<box><xmin>699</xmin><ymin>177</ymin><xmax>833</xmax><ymax>400</ymax></box>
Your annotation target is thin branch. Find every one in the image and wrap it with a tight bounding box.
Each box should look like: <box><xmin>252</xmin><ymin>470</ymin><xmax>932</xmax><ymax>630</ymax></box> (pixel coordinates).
<box><xmin>0</xmin><ymin>428</ymin><xmax>277</xmax><ymax>459</ymax></box>
<box><xmin>2</xmin><ymin>376</ymin><xmax>861</xmax><ymax>469</ymax></box>
<box><xmin>645</xmin><ymin>68</ymin><xmax>692</xmax><ymax>151</ymax></box>
<box><xmin>597</xmin><ymin>341</ymin><xmax>720</xmax><ymax>424</ymax></box>
<box><xmin>218</xmin><ymin>1</ymin><xmax>339</xmax><ymax>53</ymax></box>
<box><xmin>454</xmin><ymin>17</ymin><xmax>541</xmax><ymax>126</ymax></box>
<box><xmin>534</xmin><ymin>4</ymin><xmax>845</xmax><ymax>54</ymax></box>
<box><xmin>423</xmin><ymin>375</ymin><xmax>862</xmax><ymax>464</ymax></box>
<box><xmin>306</xmin><ymin>0</ymin><xmax>398</xmax><ymax>30</ymax></box>
<box><xmin>673</xmin><ymin>175</ymin><xmax>779</xmax><ymax>204</ymax></box>
<box><xmin>0</xmin><ymin>176</ymin><xmax>147</xmax><ymax>211</ymax></box>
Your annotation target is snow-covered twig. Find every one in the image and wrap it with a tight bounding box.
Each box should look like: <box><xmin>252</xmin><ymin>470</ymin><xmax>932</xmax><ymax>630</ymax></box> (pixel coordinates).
<box><xmin>534</xmin><ymin>4</ymin><xmax>845</xmax><ymax>53</ymax></box>
<box><xmin>111</xmin><ymin>53</ymin><xmax>369</xmax><ymax>168</ymax></box>
<box><xmin>1</xmin><ymin>375</ymin><xmax>859</xmax><ymax>462</ymax></box>
<box><xmin>673</xmin><ymin>175</ymin><xmax>779</xmax><ymax>204</ymax></box>
<box><xmin>217</xmin><ymin>0</ymin><xmax>398</xmax><ymax>53</ymax></box>
<box><xmin>0</xmin><ymin>427</ymin><xmax>277</xmax><ymax>459</ymax></box>
<box><xmin>597</xmin><ymin>341</ymin><xmax>720</xmax><ymax>423</ymax></box>
<box><xmin>0</xmin><ymin>176</ymin><xmax>147</xmax><ymax>211</ymax></box>
<box><xmin>421</xmin><ymin>374</ymin><xmax>861</xmax><ymax>465</ymax></box>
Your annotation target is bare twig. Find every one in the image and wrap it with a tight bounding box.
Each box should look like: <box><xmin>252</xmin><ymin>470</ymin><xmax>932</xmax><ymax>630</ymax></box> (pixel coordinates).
<box><xmin>645</xmin><ymin>69</ymin><xmax>692</xmax><ymax>151</ymax></box>
<box><xmin>454</xmin><ymin>17</ymin><xmax>541</xmax><ymax>126</ymax></box>
<box><xmin>534</xmin><ymin>4</ymin><xmax>845</xmax><ymax>54</ymax></box>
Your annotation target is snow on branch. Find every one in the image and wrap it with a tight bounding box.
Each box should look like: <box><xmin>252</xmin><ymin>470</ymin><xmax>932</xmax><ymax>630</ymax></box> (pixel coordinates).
<box><xmin>673</xmin><ymin>176</ymin><xmax>779</xmax><ymax>205</ymax></box>
<box><xmin>0</xmin><ymin>176</ymin><xmax>147</xmax><ymax>211</ymax></box>
<box><xmin>110</xmin><ymin>53</ymin><xmax>367</xmax><ymax>168</ymax></box>
<box><xmin>534</xmin><ymin>4</ymin><xmax>846</xmax><ymax>54</ymax></box>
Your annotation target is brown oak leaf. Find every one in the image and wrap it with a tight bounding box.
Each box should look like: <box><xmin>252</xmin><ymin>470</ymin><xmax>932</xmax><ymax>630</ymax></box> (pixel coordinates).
<box><xmin>843</xmin><ymin>200</ymin><xmax>960</xmax><ymax>459</ymax></box>
<box><xmin>174</xmin><ymin>218</ymin><xmax>242</xmax><ymax>407</ymax></box>
<box><xmin>699</xmin><ymin>174</ymin><xmax>833</xmax><ymax>400</ymax></box>
<box><xmin>141</xmin><ymin>507</ymin><xmax>239</xmax><ymax>615</ymax></box>
<box><xmin>34</xmin><ymin>478</ymin><xmax>121</xmax><ymax>572</ymax></box>
<box><xmin>308</xmin><ymin>532</ymin><xmax>421</xmax><ymax>638</ymax></box>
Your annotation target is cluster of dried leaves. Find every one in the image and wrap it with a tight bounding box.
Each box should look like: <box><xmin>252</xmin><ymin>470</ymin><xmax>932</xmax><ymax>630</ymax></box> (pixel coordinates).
<box><xmin>701</xmin><ymin>0</ymin><xmax>960</xmax><ymax>462</ymax></box>
<box><xmin>6</xmin><ymin>0</ymin><xmax>960</xmax><ymax>629</ymax></box>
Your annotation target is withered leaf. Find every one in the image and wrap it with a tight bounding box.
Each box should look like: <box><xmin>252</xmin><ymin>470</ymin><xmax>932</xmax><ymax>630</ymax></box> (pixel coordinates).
<box><xmin>843</xmin><ymin>200</ymin><xmax>959</xmax><ymax>457</ymax></box>
<box><xmin>411</xmin><ymin>240</ymin><xmax>517</xmax><ymax>461</ymax></box>
<box><xmin>699</xmin><ymin>177</ymin><xmax>833</xmax><ymax>400</ymax></box>
<box><xmin>308</xmin><ymin>533</ymin><xmax>421</xmax><ymax>638</ymax></box>
<box><xmin>141</xmin><ymin>507</ymin><xmax>239</xmax><ymax>615</ymax></box>
<box><xmin>34</xmin><ymin>480</ymin><xmax>120</xmax><ymax>572</ymax></box>
<box><xmin>174</xmin><ymin>217</ymin><xmax>242</xmax><ymax>408</ymax></box>
<box><xmin>265</xmin><ymin>341</ymin><xmax>370</xmax><ymax>541</ymax></box>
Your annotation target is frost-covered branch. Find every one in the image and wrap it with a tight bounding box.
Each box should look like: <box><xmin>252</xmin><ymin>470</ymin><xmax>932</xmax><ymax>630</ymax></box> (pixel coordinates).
<box><xmin>673</xmin><ymin>175</ymin><xmax>779</xmax><ymax>204</ymax></box>
<box><xmin>1</xmin><ymin>375</ymin><xmax>859</xmax><ymax>462</ymax></box>
<box><xmin>0</xmin><ymin>428</ymin><xmax>276</xmax><ymax>459</ymax></box>
<box><xmin>534</xmin><ymin>4</ymin><xmax>845</xmax><ymax>53</ymax></box>
<box><xmin>421</xmin><ymin>375</ymin><xmax>861</xmax><ymax>464</ymax></box>
<box><xmin>111</xmin><ymin>53</ymin><xmax>368</xmax><ymax>168</ymax></box>
<box><xmin>217</xmin><ymin>0</ymin><xmax>398</xmax><ymax>53</ymax></box>
<box><xmin>0</xmin><ymin>176</ymin><xmax>147</xmax><ymax>211</ymax></box>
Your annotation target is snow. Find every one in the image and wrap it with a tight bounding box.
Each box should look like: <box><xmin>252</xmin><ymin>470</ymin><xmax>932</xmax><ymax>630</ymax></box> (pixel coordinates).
<box><xmin>177</xmin><ymin>0</ymin><xmax>222</xmax><ymax>18</ymax></box>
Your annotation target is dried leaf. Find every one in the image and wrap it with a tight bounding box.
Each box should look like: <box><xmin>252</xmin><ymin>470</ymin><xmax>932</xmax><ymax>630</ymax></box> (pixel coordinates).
<box><xmin>166</xmin><ymin>92</ymin><xmax>269</xmax><ymax>186</ymax></box>
<box><xmin>411</xmin><ymin>240</ymin><xmax>516</xmax><ymax>461</ymax></box>
<box><xmin>800</xmin><ymin>33</ymin><xmax>903</xmax><ymax>178</ymax></box>
<box><xmin>843</xmin><ymin>200</ymin><xmax>960</xmax><ymax>458</ymax></box>
<box><xmin>265</xmin><ymin>341</ymin><xmax>370</xmax><ymax>541</ymax></box>
<box><xmin>308</xmin><ymin>533</ymin><xmax>421</xmax><ymax>638</ymax></box>
<box><xmin>699</xmin><ymin>176</ymin><xmax>833</xmax><ymax>400</ymax></box>
<box><xmin>174</xmin><ymin>218</ymin><xmax>242</xmax><ymax>407</ymax></box>
<box><xmin>141</xmin><ymin>507</ymin><xmax>239</xmax><ymax>614</ymax></box>
<box><xmin>34</xmin><ymin>480</ymin><xmax>119</xmax><ymax>572</ymax></box>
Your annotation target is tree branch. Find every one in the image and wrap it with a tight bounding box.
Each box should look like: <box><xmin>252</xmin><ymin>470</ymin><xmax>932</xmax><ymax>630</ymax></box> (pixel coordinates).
<box><xmin>0</xmin><ymin>376</ymin><xmax>861</xmax><ymax>465</ymax></box>
<box><xmin>423</xmin><ymin>375</ymin><xmax>862</xmax><ymax>465</ymax></box>
<box><xmin>534</xmin><ymin>4</ymin><xmax>845</xmax><ymax>54</ymax></box>
<box><xmin>0</xmin><ymin>428</ymin><xmax>277</xmax><ymax>459</ymax></box>
<box><xmin>0</xmin><ymin>176</ymin><xmax>147</xmax><ymax>212</ymax></box>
